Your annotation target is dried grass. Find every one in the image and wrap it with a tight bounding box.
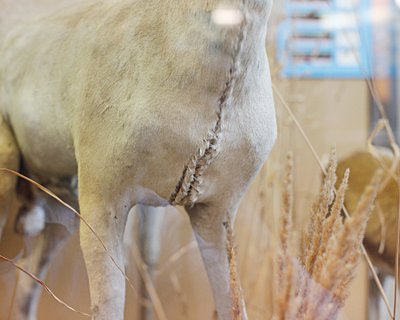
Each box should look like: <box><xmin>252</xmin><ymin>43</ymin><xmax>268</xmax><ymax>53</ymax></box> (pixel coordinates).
<box><xmin>170</xmin><ymin>272</ymin><xmax>189</xmax><ymax>319</ymax></box>
<box><xmin>225</xmin><ymin>215</ymin><xmax>242</xmax><ymax>320</ymax></box>
<box><xmin>7</xmin><ymin>264</ymin><xmax>19</xmax><ymax>320</ymax></box>
<box><xmin>274</xmin><ymin>84</ymin><xmax>394</xmax><ymax>318</ymax></box>
<box><xmin>0</xmin><ymin>253</ymin><xmax>90</xmax><ymax>317</ymax></box>
<box><xmin>272</xmin><ymin>151</ymin><xmax>382</xmax><ymax>320</ymax></box>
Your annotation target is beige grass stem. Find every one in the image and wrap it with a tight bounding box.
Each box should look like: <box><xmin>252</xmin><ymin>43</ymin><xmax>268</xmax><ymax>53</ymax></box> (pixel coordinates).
<box><xmin>376</xmin><ymin>201</ymin><xmax>387</xmax><ymax>254</ymax></box>
<box><xmin>156</xmin><ymin>241</ymin><xmax>197</xmax><ymax>276</ymax></box>
<box><xmin>170</xmin><ymin>272</ymin><xmax>189</xmax><ymax>319</ymax></box>
<box><xmin>130</xmin><ymin>242</ymin><xmax>168</xmax><ymax>320</ymax></box>
<box><xmin>0</xmin><ymin>254</ymin><xmax>90</xmax><ymax>317</ymax></box>
<box><xmin>225</xmin><ymin>215</ymin><xmax>242</xmax><ymax>320</ymax></box>
<box><xmin>7</xmin><ymin>264</ymin><xmax>19</xmax><ymax>320</ymax></box>
<box><xmin>395</xmin><ymin>165</ymin><xmax>400</xmax><ymax>318</ymax></box>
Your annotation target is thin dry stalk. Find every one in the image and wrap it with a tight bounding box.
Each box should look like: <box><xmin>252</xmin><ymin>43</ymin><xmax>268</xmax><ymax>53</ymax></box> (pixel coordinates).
<box><xmin>170</xmin><ymin>272</ymin><xmax>189</xmax><ymax>319</ymax></box>
<box><xmin>7</xmin><ymin>265</ymin><xmax>19</xmax><ymax>320</ymax></box>
<box><xmin>395</xmin><ymin>165</ymin><xmax>400</xmax><ymax>318</ymax></box>
<box><xmin>225</xmin><ymin>215</ymin><xmax>242</xmax><ymax>320</ymax></box>
<box><xmin>367</xmin><ymin>119</ymin><xmax>400</xmax><ymax>191</ymax></box>
<box><xmin>274</xmin><ymin>153</ymin><xmax>295</xmax><ymax>319</ymax></box>
<box><xmin>275</xmin><ymin>259</ymin><xmax>293</xmax><ymax>320</ymax></box>
<box><xmin>130</xmin><ymin>242</ymin><xmax>168</xmax><ymax>320</ymax></box>
<box><xmin>363</xmin><ymin>117</ymin><xmax>400</xmax><ymax>318</ymax></box>
<box><xmin>0</xmin><ymin>254</ymin><xmax>90</xmax><ymax>317</ymax></box>
<box><xmin>273</xmin><ymin>85</ymin><xmax>394</xmax><ymax>318</ymax></box>
<box><xmin>156</xmin><ymin>241</ymin><xmax>197</xmax><ymax>276</ymax></box>
<box><xmin>376</xmin><ymin>201</ymin><xmax>387</xmax><ymax>254</ymax></box>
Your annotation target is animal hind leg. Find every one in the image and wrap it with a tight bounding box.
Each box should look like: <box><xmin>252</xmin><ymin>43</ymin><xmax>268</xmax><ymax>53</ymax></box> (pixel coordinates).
<box><xmin>186</xmin><ymin>203</ymin><xmax>248</xmax><ymax>320</ymax></box>
<box><xmin>0</xmin><ymin>114</ymin><xmax>20</xmax><ymax>240</ymax></box>
<box><xmin>137</xmin><ymin>205</ymin><xmax>164</xmax><ymax>320</ymax></box>
<box><xmin>13</xmin><ymin>185</ymin><xmax>79</xmax><ymax>320</ymax></box>
<box><xmin>14</xmin><ymin>224</ymin><xmax>75</xmax><ymax>320</ymax></box>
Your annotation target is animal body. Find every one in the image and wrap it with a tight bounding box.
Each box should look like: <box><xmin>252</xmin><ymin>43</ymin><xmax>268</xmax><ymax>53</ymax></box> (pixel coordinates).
<box><xmin>0</xmin><ymin>0</ymin><xmax>277</xmax><ymax>319</ymax></box>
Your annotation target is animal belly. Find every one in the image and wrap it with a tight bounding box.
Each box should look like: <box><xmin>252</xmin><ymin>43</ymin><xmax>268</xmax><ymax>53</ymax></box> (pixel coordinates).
<box><xmin>10</xmin><ymin>111</ymin><xmax>77</xmax><ymax>178</ymax></box>
<box><xmin>21</xmin><ymin>140</ymin><xmax>77</xmax><ymax>178</ymax></box>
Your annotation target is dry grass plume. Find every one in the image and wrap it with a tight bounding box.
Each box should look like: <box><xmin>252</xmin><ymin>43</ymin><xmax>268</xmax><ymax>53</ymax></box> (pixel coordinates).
<box><xmin>272</xmin><ymin>150</ymin><xmax>382</xmax><ymax>320</ymax></box>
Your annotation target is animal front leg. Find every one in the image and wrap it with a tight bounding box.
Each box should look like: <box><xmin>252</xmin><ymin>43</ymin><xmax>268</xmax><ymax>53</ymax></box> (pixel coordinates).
<box><xmin>187</xmin><ymin>204</ymin><xmax>247</xmax><ymax>320</ymax></box>
<box><xmin>79</xmin><ymin>193</ymin><xmax>129</xmax><ymax>320</ymax></box>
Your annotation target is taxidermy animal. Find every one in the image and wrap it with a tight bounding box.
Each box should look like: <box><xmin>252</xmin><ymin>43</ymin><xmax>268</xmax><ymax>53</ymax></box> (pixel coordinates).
<box><xmin>0</xmin><ymin>0</ymin><xmax>277</xmax><ymax>319</ymax></box>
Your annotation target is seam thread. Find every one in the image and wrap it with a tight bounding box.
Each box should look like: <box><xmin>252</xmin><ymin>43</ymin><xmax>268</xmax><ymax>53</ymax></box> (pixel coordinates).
<box><xmin>169</xmin><ymin>1</ymin><xmax>248</xmax><ymax>207</ymax></box>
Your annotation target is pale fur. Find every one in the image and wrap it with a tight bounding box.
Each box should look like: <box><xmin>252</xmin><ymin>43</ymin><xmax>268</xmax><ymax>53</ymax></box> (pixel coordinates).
<box><xmin>0</xmin><ymin>1</ymin><xmax>277</xmax><ymax>319</ymax></box>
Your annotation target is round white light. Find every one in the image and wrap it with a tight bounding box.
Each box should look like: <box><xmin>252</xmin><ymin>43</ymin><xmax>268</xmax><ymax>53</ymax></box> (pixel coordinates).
<box><xmin>396</xmin><ymin>0</ymin><xmax>400</xmax><ymax>8</ymax></box>
<box><xmin>212</xmin><ymin>8</ymin><xmax>243</xmax><ymax>26</ymax></box>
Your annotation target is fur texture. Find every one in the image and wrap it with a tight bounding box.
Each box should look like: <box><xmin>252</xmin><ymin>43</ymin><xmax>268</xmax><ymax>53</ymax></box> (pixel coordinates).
<box><xmin>0</xmin><ymin>1</ymin><xmax>276</xmax><ymax>319</ymax></box>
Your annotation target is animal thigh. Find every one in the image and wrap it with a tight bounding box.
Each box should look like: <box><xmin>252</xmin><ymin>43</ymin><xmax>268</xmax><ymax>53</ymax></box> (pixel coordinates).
<box><xmin>0</xmin><ymin>114</ymin><xmax>20</xmax><ymax>240</ymax></box>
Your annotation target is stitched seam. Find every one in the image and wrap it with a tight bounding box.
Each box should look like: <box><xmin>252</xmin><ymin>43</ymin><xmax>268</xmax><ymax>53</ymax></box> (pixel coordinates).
<box><xmin>169</xmin><ymin>1</ymin><xmax>248</xmax><ymax>207</ymax></box>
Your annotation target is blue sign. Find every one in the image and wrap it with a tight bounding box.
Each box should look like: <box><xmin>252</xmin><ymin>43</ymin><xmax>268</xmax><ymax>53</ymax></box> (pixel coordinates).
<box><xmin>277</xmin><ymin>0</ymin><xmax>372</xmax><ymax>78</ymax></box>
